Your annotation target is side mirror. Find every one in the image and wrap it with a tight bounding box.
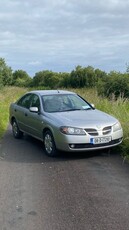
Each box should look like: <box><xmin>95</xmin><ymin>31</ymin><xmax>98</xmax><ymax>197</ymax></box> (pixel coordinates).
<box><xmin>29</xmin><ymin>107</ymin><xmax>39</xmax><ymax>113</ymax></box>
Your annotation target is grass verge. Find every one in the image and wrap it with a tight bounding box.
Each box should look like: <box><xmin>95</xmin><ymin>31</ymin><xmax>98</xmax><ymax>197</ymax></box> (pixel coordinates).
<box><xmin>72</xmin><ymin>88</ymin><xmax>129</xmax><ymax>159</ymax></box>
<box><xmin>0</xmin><ymin>87</ymin><xmax>27</xmax><ymax>139</ymax></box>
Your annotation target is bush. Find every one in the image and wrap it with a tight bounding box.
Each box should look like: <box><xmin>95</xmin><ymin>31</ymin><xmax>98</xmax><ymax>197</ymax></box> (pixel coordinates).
<box><xmin>97</xmin><ymin>72</ymin><xmax>129</xmax><ymax>99</ymax></box>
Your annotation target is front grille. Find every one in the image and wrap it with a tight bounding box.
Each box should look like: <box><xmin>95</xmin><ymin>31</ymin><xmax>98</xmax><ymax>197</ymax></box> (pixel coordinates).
<box><xmin>85</xmin><ymin>126</ymin><xmax>112</xmax><ymax>136</ymax></box>
<box><xmin>85</xmin><ymin>128</ymin><xmax>98</xmax><ymax>136</ymax></box>
<box><xmin>102</xmin><ymin>126</ymin><xmax>112</xmax><ymax>135</ymax></box>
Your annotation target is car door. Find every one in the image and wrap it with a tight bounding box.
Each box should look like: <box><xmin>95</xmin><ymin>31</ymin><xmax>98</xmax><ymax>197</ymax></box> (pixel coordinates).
<box><xmin>25</xmin><ymin>94</ymin><xmax>43</xmax><ymax>139</ymax></box>
<box><xmin>15</xmin><ymin>93</ymin><xmax>32</xmax><ymax>132</ymax></box>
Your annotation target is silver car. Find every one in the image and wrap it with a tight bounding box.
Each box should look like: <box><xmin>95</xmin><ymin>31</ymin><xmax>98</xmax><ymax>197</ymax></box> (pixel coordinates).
<box><xmin>9</xmin><ymin>90</ymin><xmax>123</xmax><ymax>157</ymax></box>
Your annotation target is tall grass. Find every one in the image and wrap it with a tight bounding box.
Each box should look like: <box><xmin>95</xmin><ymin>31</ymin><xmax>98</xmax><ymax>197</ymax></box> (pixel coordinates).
<box><xmin>0</xmin><ymin>87</ymin><xmax>27</xmax><ymax>139</ymax></box>
<box><xmin>0</xmin><ymin>86</ymin><xmax>129</xmax><ymax>159</ymax></box>
<box><xmin>72</xmin><ymin>88</ymin><xmax>129</xmax><ymax>159</ymax></box>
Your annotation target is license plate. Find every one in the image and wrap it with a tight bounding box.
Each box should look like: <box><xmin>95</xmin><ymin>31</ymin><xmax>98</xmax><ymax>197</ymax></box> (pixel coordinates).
<box><xmin>90</xmin><ymin>136</ymin><xmax>112</xmax><ymax>144</ymax></box>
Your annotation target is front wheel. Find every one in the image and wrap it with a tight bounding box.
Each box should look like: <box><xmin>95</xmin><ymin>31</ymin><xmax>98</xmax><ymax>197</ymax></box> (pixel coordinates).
<box><xmin>12</xmin><ymin>119</ymin><xmax>23</xmax><ymax>139</ymax></box>
<box><xmin>44</xmin><ymin>130</ymin><xmax>58</xmax><ymax>157</ymax></box>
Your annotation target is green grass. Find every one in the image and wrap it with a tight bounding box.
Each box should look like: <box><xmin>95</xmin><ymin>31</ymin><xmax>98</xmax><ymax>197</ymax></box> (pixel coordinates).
<box><xmin>0</xmin><ymin>87</ymin><xmax>27</xmax><ymax>139</ymax></box>
<box><xmin>0</xmin><ymin>86</ymin><xmax>129</xmax><ymax>159</ymax></box>
<box><xmin>72</xmin><ymin>88</ymin><xmax>129</xmax><ymax>159</ymax></box>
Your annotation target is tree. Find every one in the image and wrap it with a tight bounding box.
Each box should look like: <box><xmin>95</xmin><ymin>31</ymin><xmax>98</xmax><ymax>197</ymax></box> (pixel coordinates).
<box><xmin>0</xmin><ymin>58</ymin><xmax>13</xmax><ymax>86</ymax></box>
<box><xmin>70</xmin><ymin>66</ymin><xmax>87</xmax><ymax>88</ymax></box>
<box><xmin>97</xmin><ymin>71</ymin><xmax>129</xmax><ymax>99</ymax></box>
<box><xmin>32</xmin><ymin>70</ymin><xmax>61</xmax><ymax>89</ymax></box>
<box><xmin>84</xmin><ymin>66</ymin><xmax>96</xmax><ymax>87</ymax></box>
<box><xmin>32</xmin><ymin>71</ymin><xmax>44</xmax><ymax>87</ymax></box>
<box><xmin>126</xmin><ymin>62</ymin><xmax>129</xmax><ymax>73</ymax></box>
<box><xmin>59</xmin><ymin>72</ymin><xmax>71</xmax><ymax>88</ymax></box>
<box><xmin>12</xmin><ymin>70</ymin><xmax>31</xmax><ymax>87</ymax></box>
<box><xmin>95</xmin><ymin>69</ymin><xmax>107</xmax><ymax>80</ymax></box>
<box><xmin>69</xmin><ymin>65</ymin><xmax>97</xmax><ymax>88</ymax></box>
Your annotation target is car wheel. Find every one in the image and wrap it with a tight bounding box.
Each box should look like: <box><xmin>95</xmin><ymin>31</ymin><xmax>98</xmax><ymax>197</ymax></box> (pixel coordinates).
<box><xmin>12</xmin><ymin>119</ymin><xmax>23</xmax><ymax>139</ymax></box>
<box><xmin>44</xmin><ymin>130</ymin><xmax>58</xmax><ymax>157</ymax></box>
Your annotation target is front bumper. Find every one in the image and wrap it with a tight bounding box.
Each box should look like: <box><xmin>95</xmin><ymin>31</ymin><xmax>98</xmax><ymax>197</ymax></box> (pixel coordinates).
<box><xmin>54</xmin><ymin>129</ymin><xmax>123</xmax><ymax>152</ymax></box>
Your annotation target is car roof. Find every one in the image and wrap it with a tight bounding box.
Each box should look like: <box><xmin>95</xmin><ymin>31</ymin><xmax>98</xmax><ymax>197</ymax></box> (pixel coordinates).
<box><xmin>29</xmin><ymin>90</ymin><xmax>76</xmax><ymax>96</ymax></box>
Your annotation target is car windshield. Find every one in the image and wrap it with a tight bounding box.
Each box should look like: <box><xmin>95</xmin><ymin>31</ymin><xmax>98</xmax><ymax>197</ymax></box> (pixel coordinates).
<box><xmin>42</xmin><ymin>94</ymin><xmax>92</xmax><ymax>113</ymax></box>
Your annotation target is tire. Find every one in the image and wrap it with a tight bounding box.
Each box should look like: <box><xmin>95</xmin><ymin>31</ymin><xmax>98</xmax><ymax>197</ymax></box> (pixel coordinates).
<box><xmin>12</xmin><ymin>119</ymin><xmax>23</xmax><ymax>139</ymax></box>
<box><xmin>44</xmin><ymin>130</ymin><xmax>58</xmax><ymax>157</ymax></box>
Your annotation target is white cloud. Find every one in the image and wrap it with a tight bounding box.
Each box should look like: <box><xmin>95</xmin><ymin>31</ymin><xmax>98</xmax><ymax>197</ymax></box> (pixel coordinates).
<box><xmin>0</xmin><ymin>0</ymin><xmax>129</xmax><ymax>76</ymax></box>
<box><xmin>28</xmin><ymin>61</ymin><xmax>41</xmax><ymax>66</ymax></box>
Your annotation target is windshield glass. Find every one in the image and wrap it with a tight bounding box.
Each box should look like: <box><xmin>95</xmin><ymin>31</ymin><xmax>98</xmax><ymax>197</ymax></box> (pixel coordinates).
<box><xmin>42</xmin><ymin>94</ymin><xmax>92</xmax><ymax>113</ymax></box>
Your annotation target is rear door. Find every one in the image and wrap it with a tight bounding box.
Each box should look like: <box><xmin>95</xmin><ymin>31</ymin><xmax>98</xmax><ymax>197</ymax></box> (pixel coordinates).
<box><xmin>15</xmin><ymin>93</ymin><xmax>32</xmax><ymax>132</ymax></box>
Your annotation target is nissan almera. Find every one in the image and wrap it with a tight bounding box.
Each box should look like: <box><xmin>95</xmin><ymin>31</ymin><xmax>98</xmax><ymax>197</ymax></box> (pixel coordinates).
<box><xmin>9</xmin><ymin>90</ymin><xmax>123</xmax><ymax>157</ymax></box>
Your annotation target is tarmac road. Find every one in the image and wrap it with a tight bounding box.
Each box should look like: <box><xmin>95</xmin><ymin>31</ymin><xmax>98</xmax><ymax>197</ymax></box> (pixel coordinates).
<box><xmin>0</xmin><ymin>125</ymin><xmax>129</xmax><ymax>230</ymax></box>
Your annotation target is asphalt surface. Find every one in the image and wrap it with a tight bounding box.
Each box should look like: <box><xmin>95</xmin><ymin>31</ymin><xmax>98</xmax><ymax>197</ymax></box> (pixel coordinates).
<box><xmin>0</xmin><ymin>125</ymin><xmax>129</xmax><ymax>230</ymax></box>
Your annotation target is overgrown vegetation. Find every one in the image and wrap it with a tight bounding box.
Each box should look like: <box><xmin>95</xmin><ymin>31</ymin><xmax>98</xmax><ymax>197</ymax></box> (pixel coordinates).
<box><xmin>72</xmin><ymin>88</ymin><xmax>129</xmax><ymax>160</ymax></box>
<box><xmin>0</xmin><ymin>87</ymin><xmax>27</xmax><ymax>139</ymax></box>
<box><xmin>1</xmin><ymin>58</ymin><xmax>129</xmax><ymax>100</ymax></box>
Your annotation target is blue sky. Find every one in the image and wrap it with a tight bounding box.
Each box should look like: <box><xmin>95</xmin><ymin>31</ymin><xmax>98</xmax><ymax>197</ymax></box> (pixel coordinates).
<box><xmin>0</xmin><ymin>0</ymin><xmax>129</xmax><ymax>77</ymax></box>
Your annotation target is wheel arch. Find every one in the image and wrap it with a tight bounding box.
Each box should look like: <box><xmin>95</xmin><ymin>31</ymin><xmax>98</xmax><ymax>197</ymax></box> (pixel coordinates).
<box><xmin>43</xmin><ymin>127</ymin><xmax>54</xmax><ymax>140</ymax></box>
<box><xmin>42</xmin><ymin>126</ymin><xmax>58</xmax><ymax>147</ymax></box>
<box><xmin>10</xmin><ymin>116</ymin><xmax>17</xmax><ymax>125</ymax></box>
<box><xmin>42</xmin><ymin>125</ymin><xmax>60</xmax><ymax>150</ymax></box>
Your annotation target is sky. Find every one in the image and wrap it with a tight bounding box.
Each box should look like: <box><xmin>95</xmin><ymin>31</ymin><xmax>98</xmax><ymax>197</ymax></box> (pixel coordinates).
<box><xmin>0</xmin><ymin>0</ymin><xmax>129</xmax><ymax>77</ymax></box>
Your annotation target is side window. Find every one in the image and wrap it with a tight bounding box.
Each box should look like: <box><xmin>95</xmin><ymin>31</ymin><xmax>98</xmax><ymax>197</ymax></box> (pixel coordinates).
<box><xmin>17</xmin><ymin>94</ymin><xmax>32</xmax><ymax>109</ymax></box>
<box><xmin>30</xmin><ymin>95</ymin><xmax>40</xmax><ymax>110</ymax></box>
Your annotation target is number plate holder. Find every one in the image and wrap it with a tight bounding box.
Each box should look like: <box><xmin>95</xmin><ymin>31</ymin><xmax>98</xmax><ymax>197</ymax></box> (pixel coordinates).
<box><xmin>90</xmin><ymin>136</ymin><xmax>112</xmax><ymax>144</ymax></box>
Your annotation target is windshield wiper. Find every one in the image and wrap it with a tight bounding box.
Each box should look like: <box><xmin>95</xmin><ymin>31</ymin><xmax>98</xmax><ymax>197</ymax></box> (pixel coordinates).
<box><xmin>61</xmin><ymin>108</ymin><xmax>83</xmax><ymax>112</ymax></box>
<box><xmin>84</xmin><ymin>107</ymin><xmax>92</xmax><ymax>110</ymax></box>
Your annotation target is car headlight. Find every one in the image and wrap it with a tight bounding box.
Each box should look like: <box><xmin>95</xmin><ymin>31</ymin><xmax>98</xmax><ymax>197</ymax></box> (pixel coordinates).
<box><xmin>60</xmin><ymin>126</ymin><xmax>86</xmax><ymax>135</ymax></box>
<box><xmin>113</xmin><ymin>122</ymin><xmax>122</xmax><ymax>132</ymax></box>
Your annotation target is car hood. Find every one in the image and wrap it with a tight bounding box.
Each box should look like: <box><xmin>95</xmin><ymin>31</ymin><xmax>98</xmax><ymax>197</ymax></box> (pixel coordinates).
<box><xmin>46</xmin><ymin>109</ymin><xmax>118</xmax><ymax>128</ymax></box>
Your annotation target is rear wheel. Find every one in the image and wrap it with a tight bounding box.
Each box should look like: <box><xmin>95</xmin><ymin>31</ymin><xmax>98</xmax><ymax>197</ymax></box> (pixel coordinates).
<box><xmin>12</xmin><ymin>119</ymin><xmax>23</xmax><ymax>139</ymax></box>
<box><xmin>44</xmin><ymin>130</ymin><xmax>58</xmax><ymax>157</ymax></box>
